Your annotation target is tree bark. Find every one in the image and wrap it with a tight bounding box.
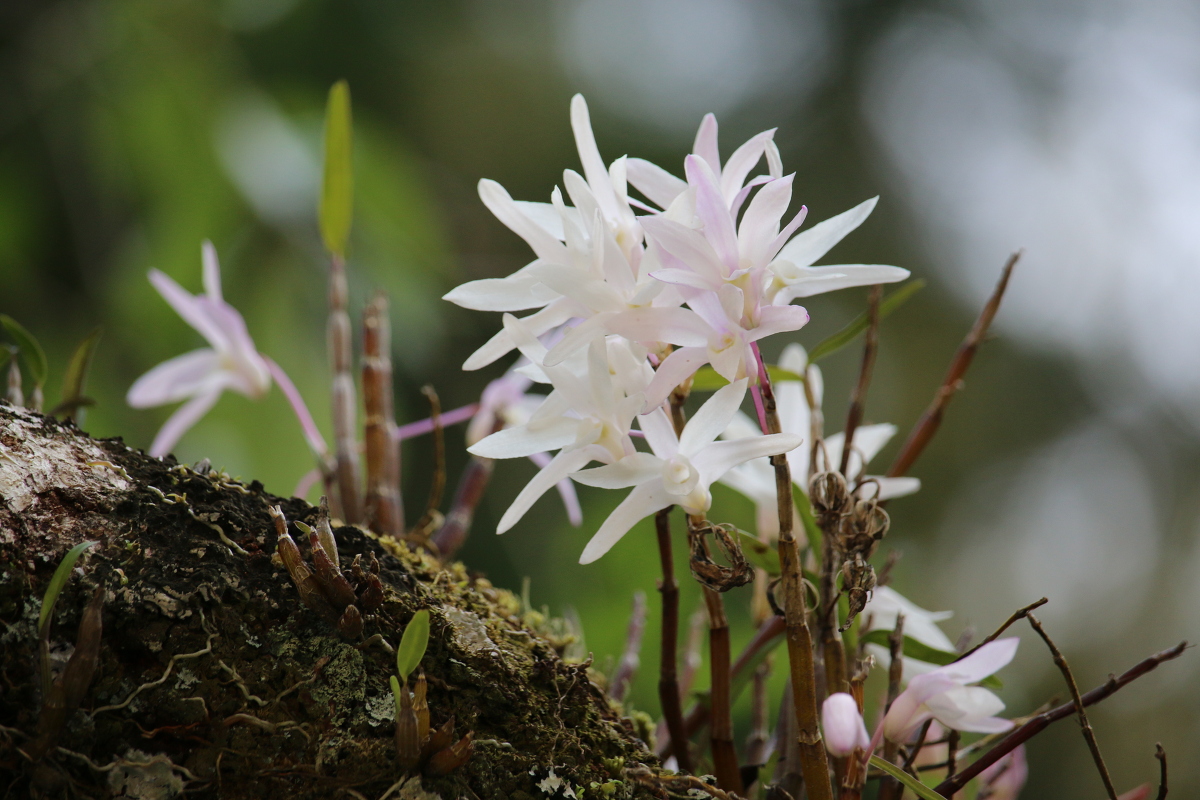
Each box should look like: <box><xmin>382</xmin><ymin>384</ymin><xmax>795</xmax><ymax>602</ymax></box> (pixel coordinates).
<box><xmin>0</xmin><ymin>405</ymin><xmax>657</xmax><ymax>799</ymax></box>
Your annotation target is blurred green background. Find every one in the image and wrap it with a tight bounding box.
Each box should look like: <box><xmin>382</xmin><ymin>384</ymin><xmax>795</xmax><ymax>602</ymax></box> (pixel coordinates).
<box><xmin>2</xmin><ymin>0</ymin><xmax>1196</xmax><ymax>796</ymax></box>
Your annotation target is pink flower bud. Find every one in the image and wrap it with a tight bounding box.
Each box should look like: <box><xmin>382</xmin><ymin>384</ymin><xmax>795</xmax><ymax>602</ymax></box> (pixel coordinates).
<box><xmin>822</xmin><ymin>692</ymin><xmax>870</xmax><ymax>757</ymax></box>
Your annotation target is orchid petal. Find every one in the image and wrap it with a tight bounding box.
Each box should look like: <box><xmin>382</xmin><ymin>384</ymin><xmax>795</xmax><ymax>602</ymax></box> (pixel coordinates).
<box><xmin>579</xmin><ymin>480</ymin><xmax>673</xmax><ymax>564</ymax></box>
<box><xmin>478</xmin><ymin>179</ymin><xmax>567</xmax><ymax>264</ymax></box>
<box><xmin>572</xmin><ymin>452</ymin><xmax>662</xmax><ymax>489</ymax></box>
<box><xmin>638</xmin><ymin>407</ymin><xmax>679</xmax><ymax>459</ymax></box>
<box><xmin>148</xmin><ymin>270</ymin><xmax>230</xmax><ymax>352</ymax></box>
<box><xmin>685</xmin><ymin>155</ymin><xmax>738</xmax><ymax>270</ymax></box>
<box><xmin>693</xmin><ymin>432</ymin><xmax>803</xmax><ymax>487</ymax></box>
<box><xmin>720</xmin><ymin>128</ymin><xmax>777</xmax><ymax>205</ymax></box>
<box><xmin>201</xmin><ymin>240</ymin><xmax>222</xmax><ymax>300</ymax></box>
<box><xmin>692</xmin><ymin>113</ymin><xmax>720</xmax><ymax>174</ymax></box>
<box><xmin>738</xmin><ymin>174</ymin><xmax>793</xmax><ymax>266</ymax></box>
<box><xmin>641</xmin><ymin>347</ymin><xmax>710</xmax><ymax>410</ymax></box>
<box><xmin>680</xmin><ymin>379</ymin><xmax>747</xmax><ymax>455</ymax></box>
<box><xmin>626</xmin><ymin>157</ymin><xmax>687</xmax><ymax>209</ymax></box>
<box><xmin>775</xmin><ymin>197</ymin><xmax>878</xmax><ymax>268</ymax></box>
<box><xmin>497</xmin><ymin>446</ymin><xmax>605</xmax><ymax>533</ymax></box>
<box><xmin>127</xmin><ymin>349</ymin><xmax>224</xmax><ymax>408</ymax></box>
<box><xmin>608</xmin><ymin>307</ymin><xmax>712</xmax><ymax>348</ymax></box>
<box><xmin>443</xmin><ymin>275</ymin><xmax>560</xmax><ymax>312</ymax></box>
<box><xmin>749</xmin><ymin>304</ymin><xmax>810</xmax><ymax>340</ymax></box>
<box><xmin>462</xmin><ymin>300</ymin><xmax>577</xmax><ymax>371</ymax></box>
<box><xmin>148</xmin><ymin>389</ymin><xmax>223</xmax><ymax>458</ymax></box>
<box><xmin>467</xmin><ymin>418</ymin><xmax>578</xmax><ymax>459</ymax></box>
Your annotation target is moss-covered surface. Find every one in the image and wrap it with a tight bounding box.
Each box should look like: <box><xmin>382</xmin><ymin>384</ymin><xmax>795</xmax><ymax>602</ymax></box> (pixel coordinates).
<box><xmin>0</xmin><ymin>407</ymin><xmax>660</xmax><ymax>799</ymax></box>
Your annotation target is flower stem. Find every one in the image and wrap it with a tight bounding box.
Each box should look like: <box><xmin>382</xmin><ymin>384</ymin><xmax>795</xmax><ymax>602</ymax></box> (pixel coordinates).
<box><xmin>655</xmin><ymin>507</ymin><xmax>691</xmax><ymax>773</ymax></box>
<box><xmin>327</xmin><ymin>253</ymin><xmax>362</xmax><ymax>523</ymax></box>
<box><xmin>362</xmin><ymin>292</ymin><xmax>404</xmax><ymax>537</ymax></box>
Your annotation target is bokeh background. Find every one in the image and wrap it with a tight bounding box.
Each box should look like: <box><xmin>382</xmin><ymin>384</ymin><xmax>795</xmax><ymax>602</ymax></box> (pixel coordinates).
<box><xmin>2</xmin><ymin>0</ymin><xmax>1196</xmax><ymax>795</ymax></box>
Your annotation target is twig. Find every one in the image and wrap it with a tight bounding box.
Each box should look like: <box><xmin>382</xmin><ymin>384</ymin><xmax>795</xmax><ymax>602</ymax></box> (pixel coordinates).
<box><xmin>841</xmin><ymin>285</ymin><xmax>882</xmax><ymax>477</ymax></box>
<box><xmin>936</xmin><ymin>641</ymin><xmax>1189</xmax><ymax>795</ymax></box>
<box><xmin>327</xmin><ymin>253</ymin><xmax>362</xmax><ymax>523</ymax></box>
<box><xmin>943</xmin><ymin>730</ymin><xmax>960</xmax><ymax>787</ymax></box>
<box><xmin>754</xmin><ymin>344</ymin><xmax>834</xmax><ymax>800</ymax></box>
<box><xmin>362</xmin><ymin>292</ymin><xmax>404</xmax><ymax>537</ymax></box>
<box><xmin>610</xmin><ymin>592</ymin><xmax>647</xmax><ymax>704</ymax></box>
<box><xmin>655</xmin><ymin>507</ymin><xmax>690</xmax><ymax>772</ymax></box>
<box><xmin>899</xmin><ymin>720</ymin><xmax>933</xmax><ymax>775</ymax></box>
<box><xmin>1026</xmin><ymin>614</ymin><xmax>1118</xmax><ymax>799</ymax></box>
<box><xmin>693</xmin><ymin>517</ymin><xmax>742</xmax><ymax>794</ymax></box>
<box><xmin>877</xmin><ymin>614</ymin><xmax>906</xmax><ymax>800</ymax></box>
<box><xmin>409</xmin><ymin>386</ymin><xmax>446</xmax><ymax>539</ymax></box>
<box><xmin>1155</xmin><ymin>743</ymin><xmax>1168</xmax><ymax>800</ymax></box>
<box><xmin>959</xmin><ymin>597</ymin><xmax>1047</xmax><ymax>660</ymax></box>
<box><xmin>888</xmin><ymin>251</ymin><xmax>1020</xmax><ymax>479</ymax></box>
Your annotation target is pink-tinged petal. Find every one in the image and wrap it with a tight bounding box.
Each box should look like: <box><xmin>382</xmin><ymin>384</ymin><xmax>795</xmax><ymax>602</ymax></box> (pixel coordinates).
<box><xmin>775</xmin><ymin>197</ymin><xmax>878</xmax><ymax>268</ymax></box>
<box><xmin>638</xmin><ymin>407</ymin><xmax>679</xmax><ymax>459</ymax></box>
<box><xmin>498</xmin><ymin>445</ymin><xmax>605</xmax><ymax>534</ymax></box>
<box><xmin>192</xmin><ymin>296</ymin><xmax>269</xmax><ymax>397</ymax></box>
<box><xmin>772</xmin><ymin>264</ymin><xmax>911</xmax><ymax>303</ymax></box>
<box><xmin>648</xmin><ymin>268</ymin><xmax>719</xmax><ymax>293</ymax></box>
<box><xmin>293</xmin><ymin>467</ymin><xmax>322</xmax><ymax>500</ymax></box>
<box><xmin>822</xmin><ymin>693</ymin><xmax>870</xmax><ymax>757</ymax></box>
<box><xmin>468</xmin><ymin>418</ymin><xmax>578</xmax><ymax>460</ymax></box>
<box><xmin>462</xmin><ymin>300</ymin><xmax>578</xmax><ymax>371</ymax></box>
<box><xmin>593</xmin><ymin>214</ymin><xmax>636</xmax><ymax>298</ymax></box>
<box><xmin>513</xmin><ymin>200</ymin><xmax>582</xmax><ymax>241</ymax></box>
<box><xmin>882</xmin><ymin>674</ymin><xmax>959</xmax><ymax>742</ymax></box>
<box><xmin>201</xmin><ymin>240</ymin><xmax>222</xmax><ymax>300</ymax></box>
<box><xmin>626</xmin><ymin>157</ymin><xmax>687</xmax><ymax>210</ymax></box>
<box><xmin>443</xmin><ymin>275</ymin><xmax>560</xmax><ymax>312</ymax></box>
<box><xmin>685</xmin><ymin>155</ymin><xmax>739</xmax><ymax>271</ymax></box>
<box><xmin>870</xmin><ymin>476</ymin><xmax>922</xmax><ymax>501</ymax></box>
<box><xmin>680</xmin><ymin>379</ymin><xmax>748</xmax><ymax>454</ymax></box>
<box><xmin>720</xmin><ymin>128</ymin><xmax>778</xmax><ymax>205</ymax></box>
<box><xmin>728</xmin><ymin>174</ymin><xmax>775</xmax><ymax>219</ymax></box>
<box><xmin>1117</xmin><ymin>786</ymin><xmax>1152</xmax><ymax>800</ymax></box>
<box><xmin>264</xmin><ymin>357</ymin><xmax>327</xmax><ymax>457</ymax></box>
<box><xmin>693</xmin><ymin>432</ymin><xmax>803</xmax><ymax>487</ymax></box>
<box><xmin>717</xmin><ymin>283</ymin><xmax>744</xmax><ymax>326</ymax></box>
<box><xmin>478</xmin><ymin>179</ymin><xmax>568</xmax><ymax>264</ymax></box>
<box><xmin>572</xmin><ymin>452</ymin><xmax>662</xmax><ymax>489</ymax></box>
<box><xmin>925</xmin><ymin>686</ymin><xmax>1008</xmax><ymax>732</ymax></box>
<box><xmin>608</xmin><ymin>306</ymin><xmax>712</xmax><ymax>348</ymax></box>
<box><xmin>738</xmin><ymin>174</ymin><xmax>793</xmax><ymax>267</ymax></box>
<box><xmin>749</xmin><ymin>305</ymin><xmax>810</xmax><ymax>340</ymax></box>
<box><xmin>148</xmin><ymin>269</ymin><xmax>231</xmax><ymax>352</ymax></box>
<box><xmin>127</xmin><ymin>349</ymin><xmax>224</xmax><ymax>408</ymax></box>
<box><xmin>528</xmin><ymin>451</ymin><xmax>583</xmax><ymax>526</ymax></box>
<box><xmin>579</xmin><ymin>480</ymin><xmax>673</xmax><ymax>564</ymax></box>
<box><xmin>692</xmin><ymin>113</ymin><xmax>720</xmax><ymax>174</ymax></box>
<box><xmin>148</xmin><ymin>389</ymin><xmax>223</xmax><ymax>458</ymax></box>
<box><xmin>641</xmin><ymin>215</ymin><xmax>727</xmax><ymax>285</ymax></box>
<box><xmin>932</xmin><ymin>638</ymin><xmax>1019</xmax><ymax>686</ymax></box>
<box><xmin>641</xmin><ymin>347</ymin><xmax>710</xmax><ymax>410</ymax></box>
<box><xmin>764</xmin><ymin>205</ymin><xmax>810</xmax><ymax>266</ymax></box>
<box><xmin>569</xmin><ymin>95</ymin><xmax>624</xmax><ymax>224</ymax></box>
<box><xmin>543</xmin><ymin>313</ymin><xmax>614</xmax><ymax>367</ymax></box>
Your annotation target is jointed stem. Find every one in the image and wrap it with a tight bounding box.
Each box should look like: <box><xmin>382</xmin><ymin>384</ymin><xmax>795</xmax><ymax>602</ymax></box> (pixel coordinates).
<box><xmin>327</xmin><ymin>253</ymin><xmax>362</xmax><ymax>523</ymax></box>
<box><xmin>654</xmin><ymin>508</ymin><xmax>690</xmax><ymax>772</ymax></box>
<box><xmin>362</xmin><ymin>293</ymin><xmax>404</xmax><ymax>537</ymax></box>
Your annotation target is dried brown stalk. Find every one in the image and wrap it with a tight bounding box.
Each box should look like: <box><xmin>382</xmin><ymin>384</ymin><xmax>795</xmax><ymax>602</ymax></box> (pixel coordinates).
<box><xmin>1155</xmin><ymin>743</ymin><xmax>1168</xmax><ymax>800</ymax></box>
<box><xmin>1026</xmin><ymin>614</ymin><xmax>1118</xmax><ymax>799</ymax></box>
<box><xmin>935</xmin><ymin>641</ymin><xmax>1188</xmax><ymax>795</ymax></box>
<box><xmin>959</xmin><ymin>597</ymin><xmax>1047</xmax><ymax>660</ymax></box>
<box><xmin>328</xmin><ymin>253</ymin><xmax>362</xmax><ymax>523</ymax></box>
<box><xmin>655</xmin><ymin>506</ymin><xmax>691</xmax><ymax>772</ymax></box>
<box><xmin>362</xmin><ymin>292</ymin><xmax>404</xmax><ymax>537</ymax></box>
<box><xmin>887</xmin><ymin>251</ymin><xmax>1020</xmax><ymax>479</ymax></box>
<box><xmin>760</xmin><ymin>372</ymin><xmax>834</xmax><ymax>800</ymax></box>
<box><xmin>841</xmin><ymin>285</ymin><xmax>882</xmax><ymax>477</ymax></box>
<box><xmin>431</xmin><ymin>455</ymin><xmax>494</xmax><ymax>559</ymax></box>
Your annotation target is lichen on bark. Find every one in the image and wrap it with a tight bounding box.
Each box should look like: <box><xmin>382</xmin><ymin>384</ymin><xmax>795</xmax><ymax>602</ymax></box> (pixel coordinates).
<box><xmin>0</xmin><ymin>406</ymin><xmax>659</xmax><ymax>799</ymax></box>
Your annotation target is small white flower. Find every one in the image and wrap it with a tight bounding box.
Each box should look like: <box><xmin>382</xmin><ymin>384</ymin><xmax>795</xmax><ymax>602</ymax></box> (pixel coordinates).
<box><xmin>571</xmin><ymin>379</ymin><xmax>802</xmax><ymax>564</ymax></box>
<box><xmin>882</xmin><ymin>638</ymin><xmax>1019</xmax><ymax>742</ymax></box>
<box><xmin>127</xmin><ymin>242</ymin><xmax>271</xmax><ymax>457</ymax></box>
<box><xmin>860</xmin><ymin>586</ymin><xmax>956</xmax><ymax>678</ymax></box>
<box><xmin>822</xmin><ymin>693</ymin><xmax>870</xmax><ymax>757</ymax></box>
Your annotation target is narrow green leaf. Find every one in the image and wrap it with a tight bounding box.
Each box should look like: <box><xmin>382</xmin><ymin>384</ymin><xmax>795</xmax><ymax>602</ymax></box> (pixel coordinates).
<box><xmin>390</xmin><ymin>675</ymin><xmax>404</xmax><ymax>716</ymax></box>
<box><xmin>736</xmin><ymin>529</ymin><xmax>781</xmax><ymax>575</ymax></box>
<box><xmin>0</xmin><ymin>315</ymin><xmax>48</xmax><ymax>388</ymax></box>
<box><xmin>869</xmin><ymin>755</ymin><xmax>947</xmax><ymax>800</ymax></box>
<box><xmin>396</xmin><ymin>609</ymin><xmax>431</xmax><ymax>680</ymax></box>
<box><xmin>56</xmin><ymin>327</ymin><xmax>102</xmax><ymax>421</ymax></box>
<box><xmin>689</xmin><ymin>364</ymin><xmax>805</xmax><ymax>392</ymax></box>
<box><xmin>792</xmin><ymin>485</ymin><xmax>824</xmax><ymax>555</ymax></box>
<box><xmin>38</xmin><ymin>540</ymin><xmax>98</xmax><ymax>637</ymax></box>
<box><xmin>807</xmin><ymin>279</ymin><xmax>926</xmax><ymax>363</ymax></box>
<box><xmin>858</xmin><ymin>629</ymin><xmax>1002</xmax><ymax>689</ymax></box>
<box><xmin>0</xmin><ymin>344</ymin><xmax>14</xmax><ymax>372</ymax></box>
<box><xmin>319</xmin><ymin>80</ymin><xmax>354</xmax><ymax>259</ymax></box>
<box><xmin>729</xmin><ymin>630</ymin><xmax>786</xmax><ymax>702</ymax></box>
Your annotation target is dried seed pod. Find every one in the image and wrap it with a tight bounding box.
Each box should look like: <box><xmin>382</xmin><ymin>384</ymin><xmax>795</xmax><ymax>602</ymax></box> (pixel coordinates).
<box><xmin>809</xmin><ymin>470</ymin><xmax>852</xmax><ymax>529</ymax></box>
<box><xmin>337</xmin><ymin>604</ymin><xmax>364</xmax><ymax>639</ymax></box>
<box><xmin>394</xmin><ymin>681</ymin><xmax>422</xmax><ymax>773</ymax></box>
<box><xmin>425</xmin><ymin>732</ymin><xmax>474</xmax><ymax>777</ymax></box>
<box><xmin>686</xmin><ymin>522</ymin><xmax>753</xmax><ymax>592</ymax></box>
<box><xmin>316</xmin><ymin>496</ymin><xmax>340</xmax><ymax>565</ymax></box>
<box><xmin>422</xmin><ymin>715</ymin><xmax>456</xmax><ymax>760</ymax></box>
<box><xmin>413</xmin><ymin>671</ymin><xmax>430</xmax><ymax>744</ymax></box>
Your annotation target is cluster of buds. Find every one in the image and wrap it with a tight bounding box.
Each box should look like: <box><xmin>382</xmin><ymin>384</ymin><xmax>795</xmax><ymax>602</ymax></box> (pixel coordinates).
<box><xmin>271</xmin><ymin>498</ymin><xmax>384</xmax><ymax>639</ymax></box>
<box><xmin>391</xmin><ymin>670</ymin><xmax>474</xmax><ymax>777</ymax></box>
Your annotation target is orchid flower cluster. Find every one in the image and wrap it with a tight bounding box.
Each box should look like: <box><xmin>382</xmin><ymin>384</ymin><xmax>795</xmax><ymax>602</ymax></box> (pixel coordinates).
<box><xmin>119</xmin><ymin>88</ymin><xmax>1185</xmax><ymax>800</ymax></box>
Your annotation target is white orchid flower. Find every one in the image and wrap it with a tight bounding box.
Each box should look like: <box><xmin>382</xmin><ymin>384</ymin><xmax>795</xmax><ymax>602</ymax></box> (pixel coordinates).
<box><xmin>469</xmin><ymin>316</ymin><xmax>644</xmax><ymax>534</ymax></box>
<box><xmin>881</xmin><ymin>638</ymin><xmax>1019</xmax><ymax>742</ymax></box>
<box><xmin>766</xmin><ymin>196</ymin><xmax>910</xmax><ymax>306</ymax></box>
<box><xmin>127</xmin><ymin>242</ymin><xmax>272</xmax><ymax>458</ymax></box>
<box><xmin>822</xmin><ymin>693</ymin><xmax>871</xmax><ymax>758</ymax></box>
<box><xmin>860</xmin><ymin>586</ymin><xmax>956</xmax><ymax>679</ymax></box>
<box><xmin>571</xmin><ymin>379</ymin><xmax>802</xmax><ymax>564</ymax></box>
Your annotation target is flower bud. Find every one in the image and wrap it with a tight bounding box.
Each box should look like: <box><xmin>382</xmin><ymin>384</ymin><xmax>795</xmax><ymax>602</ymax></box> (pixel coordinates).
<box><xmin>821</xmin><ymin>692</ymin><xmax>870</xmax><ymax>757</ymax></box>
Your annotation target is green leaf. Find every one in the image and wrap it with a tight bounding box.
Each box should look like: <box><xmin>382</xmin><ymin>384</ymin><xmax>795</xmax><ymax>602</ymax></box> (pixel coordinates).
<box><xmin>792</xmin><ymin>485</ymin><xmax>824</xmax><ymax>556</ymax></box>
<box><xmin>858</xmin><ymin>630</ymin><xmax>1002</xmax><ymax>689</ymax></box>
<box><xmin>38</xmin><ymin>540</ymin><xmax>98</xmax><ymax>637</ymax></box>
<box><xmin>0</xmin><ymin>344</ymin><xmax>14</xmax><ymax>372</ymax></box>
<box><xmin>320</xmin><ymin>80</ymin><xmax>354</xmax><ymax>259</ymax></box>
<box><xmin>868</xmin><ymin>756</ymin><xmax>947</xmax><ymax>800</ymax></box>
<box><xmin>736</xmin><ymin>529</ymin><xmax>781</xmax><ymax>575</ymax></box>
<box><xmin>396</xmin><ymin>609</ymin><xmax>430</xmax><ymax>680</ymax></box>
<box><xmin>689</xmin><ymin>364</ymin><xmax>805</xmax><ymax>392</ymax></box>
<box><xmin>0</xmin><ymin>315</ymin><xmax>48</xmax><ymax>389</ymax></box>
<box><xmin>390</xmin><ymin>675</ymin><xmax>404</xmax><ymax>715</ymax></box>
<box><xmin>729</xmin><ymin>630</ymin><xmax>786</xmax><ymax>703</ymax></box>
<box><xmin>55</xmin><ymin>327</ymin><xmax>102</xmax><ymax>421</ymax></box>
<box><xmin>807</xmin><ymin>279</ymin><xmax>925</xmax><ymax>363</ymax></box>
